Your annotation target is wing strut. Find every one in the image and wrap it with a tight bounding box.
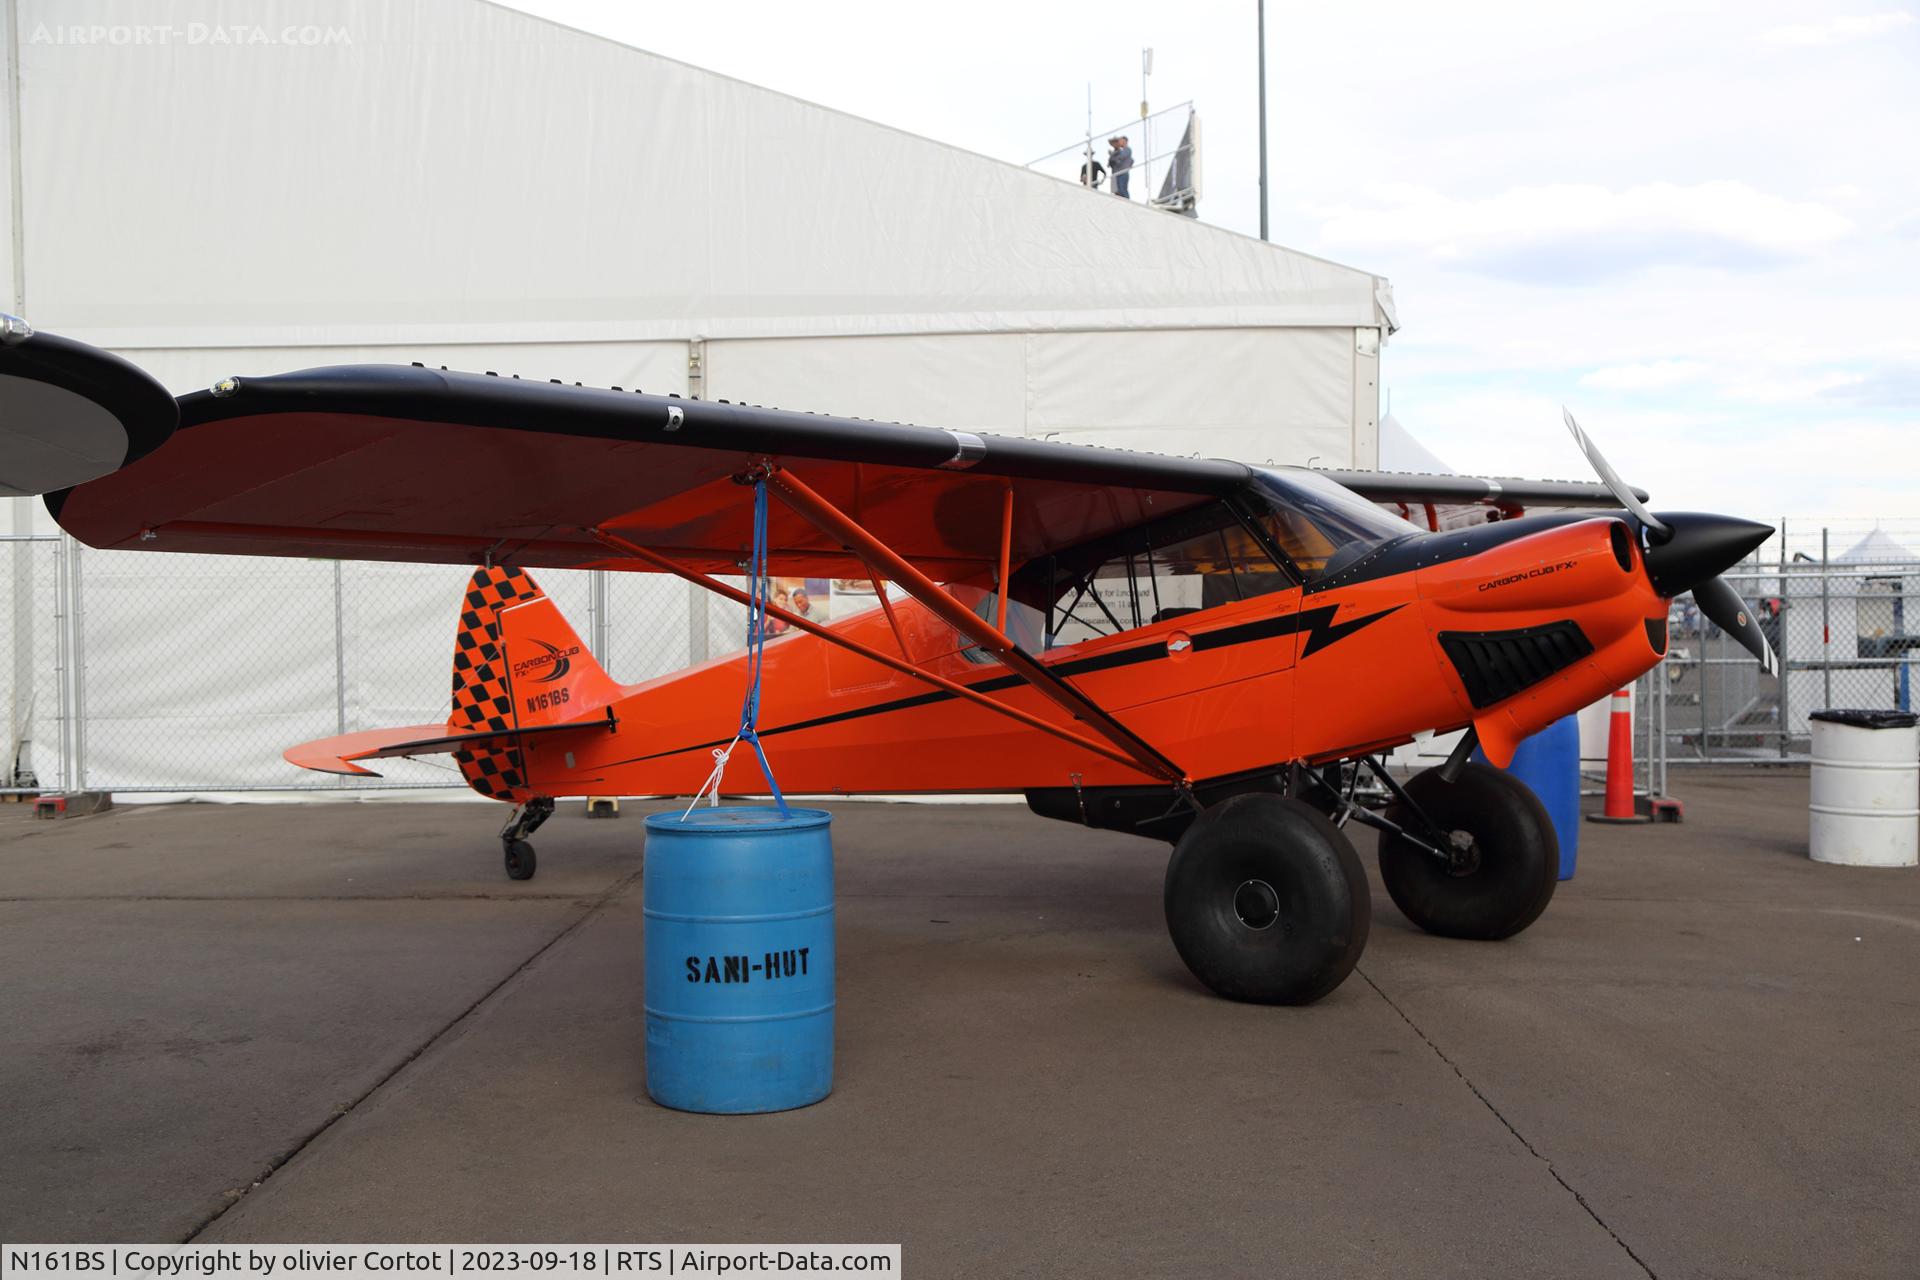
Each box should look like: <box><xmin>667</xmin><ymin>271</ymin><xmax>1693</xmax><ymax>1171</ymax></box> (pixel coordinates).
<box><xmin>586</xmin><ymin>527</ymin><xmax>1159</xmax><ymax>777</ymax></box>
<box><xmin>995</xmin><ymin>480</ymin><xmax>1014</xmax><ymax>631</ymax></box>
<box><xmin>759</xmin><ymin>464</ymin><xmax>1188</xmax><ymax>786</ymax></box>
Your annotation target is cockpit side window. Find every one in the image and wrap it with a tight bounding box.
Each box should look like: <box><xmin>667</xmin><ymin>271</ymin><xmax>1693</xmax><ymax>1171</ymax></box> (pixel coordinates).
<box><xmin>1262</xmin><ymin>508</ymin><xmax>1344</xmax><ymax>580</ymax></box>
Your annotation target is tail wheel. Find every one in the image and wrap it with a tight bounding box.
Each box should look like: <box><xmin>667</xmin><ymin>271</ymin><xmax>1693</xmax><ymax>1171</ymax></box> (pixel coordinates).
<box><xmin>498</xmin><ymin>796</ymin><xmax>554</xmax><ymax>882</ymax></box>
<box><xmin>503</xmin><ymin>838</ymin><xmax>538</xmax><ymax>881</ymax></box>
<box><xmin>1163</xmin><ymin>793</ymin><xmax>1370</xmax><ymax>1005</ymax></box>
<box><xmin>1379</xmin><ymin>762</ymin><xmax>1557</xmax><ymax>940</ymax></box>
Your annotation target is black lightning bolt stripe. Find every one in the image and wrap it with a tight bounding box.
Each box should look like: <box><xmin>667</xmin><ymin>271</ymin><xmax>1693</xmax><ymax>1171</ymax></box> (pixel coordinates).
<box><xmin>1298</xmin><ymin>604</ymin><xmax>1404</xmax><ymax>657</ymax></box>
<box><xmin>1189</xmin><ymin>604</ymin><xmax>1404</xmax><ymax>657</ymax></box>
<box><xmin>600</xmin><ymin>601</ymin><xmax>1404</xmax><ymax>769</ymax></box>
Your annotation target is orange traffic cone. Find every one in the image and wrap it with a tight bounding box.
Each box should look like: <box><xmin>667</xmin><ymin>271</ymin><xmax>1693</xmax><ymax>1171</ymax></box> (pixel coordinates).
<box><xmin>1587</xmin><ymin>689</ymin><xmax>1651</xmax><ymax>824</ymax></box>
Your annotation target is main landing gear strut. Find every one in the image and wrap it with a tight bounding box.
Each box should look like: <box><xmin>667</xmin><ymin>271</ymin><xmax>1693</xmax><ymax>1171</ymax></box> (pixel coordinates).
<box><xmin>1160</xmin><ymin>738</ymin><xmax>1560</xmax><ymax>1004</ymax></box>
<box><xmin>500</xmin><ymin>796</ymin><xmax>555</xmax><ymax>881</ymax></box>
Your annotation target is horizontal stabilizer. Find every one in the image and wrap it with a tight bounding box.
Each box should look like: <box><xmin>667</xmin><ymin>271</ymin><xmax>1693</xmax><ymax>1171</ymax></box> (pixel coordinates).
<box><xmin>285</xmin><ymin>711</ymin><xmax>616</xmax><ymax>777</ymax></box>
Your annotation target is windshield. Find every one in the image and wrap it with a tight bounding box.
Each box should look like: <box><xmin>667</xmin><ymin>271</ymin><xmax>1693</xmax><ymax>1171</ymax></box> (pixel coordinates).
<box><xmin>1247</xmin><ymin>468</ymin><xmax>1420</xmax><ymax>582</ymax></box>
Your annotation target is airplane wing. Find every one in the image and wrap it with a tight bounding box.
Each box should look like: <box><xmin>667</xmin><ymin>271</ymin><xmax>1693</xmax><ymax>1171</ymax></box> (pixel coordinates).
<box><xmin>0</xmin><ymin>319</ymin><xmax>178</xmax><ymax>497</ymax></box>
<box><xmin>45</xmin><ymin>357</ymin><xmax>1249</xmax><ymax>580</ymax></box>
<box><xmin>1318</xmin><ymin>469</ymin><xmax>1647</xmax><ymax>509</ymax></box>
<box><xmin>32</xmin><ymin>334</ymin><xmax>1631</xmax><ymax>576</ymax></box>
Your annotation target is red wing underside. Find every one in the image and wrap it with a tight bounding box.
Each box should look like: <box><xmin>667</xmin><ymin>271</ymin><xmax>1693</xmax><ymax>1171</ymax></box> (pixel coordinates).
<box><xmin>48</xmin><ymin>360</ymin><xmax>1631</xmax><ymax>576</ymax></box>
<box><xmin>53</xmin><ymin>410</ymin><xmax>1213</xmax><ymax>578</ymax></box>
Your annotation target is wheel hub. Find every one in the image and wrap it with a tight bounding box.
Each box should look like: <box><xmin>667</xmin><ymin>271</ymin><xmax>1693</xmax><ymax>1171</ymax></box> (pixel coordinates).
<box><xmin>1445</xmin><ymin>829</ymin><xmax>1481</xmax><ymax>876</ymax></box>
<box><xmin>1233</xmin><ymin>878</ymin><xmax>1281</xmax><ymax>930</ymax></box>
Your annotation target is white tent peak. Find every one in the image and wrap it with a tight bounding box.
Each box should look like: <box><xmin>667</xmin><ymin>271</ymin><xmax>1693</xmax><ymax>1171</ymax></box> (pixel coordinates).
<box><xmin>1839</xmin><ymin>527</ymin><xmax>1917</xmax><ymax>563</ymax></box>
<box><xmin>1378</xmin><ymin>413</ymin><xmax>1455</xmax><ymax>475</ymax></box>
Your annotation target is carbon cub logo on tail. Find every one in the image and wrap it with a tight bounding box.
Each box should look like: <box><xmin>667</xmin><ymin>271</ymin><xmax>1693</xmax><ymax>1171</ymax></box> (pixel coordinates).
<box><xmin>494</xmin><ymin>591</ymin><xmax>623</xmax><ymax>727</ymax></box>
<box><xmin>513</xmin><ymin>638</ymin><xmax>579</xmax><ymax>683</ymax></box>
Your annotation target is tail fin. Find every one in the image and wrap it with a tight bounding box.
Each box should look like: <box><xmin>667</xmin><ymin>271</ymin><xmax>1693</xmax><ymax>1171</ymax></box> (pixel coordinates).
<box><xmin>447</xmin><ymin>566</ymin><xmax>617</xmax><ymax>799</ymax></box>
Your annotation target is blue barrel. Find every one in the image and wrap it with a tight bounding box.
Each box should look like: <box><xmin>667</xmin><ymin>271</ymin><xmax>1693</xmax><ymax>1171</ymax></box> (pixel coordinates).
<box><xmin>1475</xmin><ymin>716</ymin><xmax>1580</xmax><ymax>880</ymax></box>
<box><xmin>643</xmin><ymin>806</ymin><xmax>835</xmax><ymax>1114</ymax></box>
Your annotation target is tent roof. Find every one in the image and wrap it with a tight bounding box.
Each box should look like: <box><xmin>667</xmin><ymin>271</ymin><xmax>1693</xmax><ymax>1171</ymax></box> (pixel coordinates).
<box><xmin>1839</xmin><ymin>528</ymin><xmax>1917</xmax><ymax>563</ymax></box>
<box><xmin>7</xmin><ymin>0</ymin><xmax>1391</xmax><ymax>351</ymax></box>
<box><xmin>1377</xmin><ymin>412</ymin><xmax>1454</xmax><ymax>475</ymax></box>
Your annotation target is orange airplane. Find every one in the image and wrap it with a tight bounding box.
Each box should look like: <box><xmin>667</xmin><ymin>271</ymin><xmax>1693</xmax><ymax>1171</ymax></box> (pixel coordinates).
<box><xmin>8</xmin><ymin>321</ymin><xmax>1774</xmax><ymax>1004</ymax></box>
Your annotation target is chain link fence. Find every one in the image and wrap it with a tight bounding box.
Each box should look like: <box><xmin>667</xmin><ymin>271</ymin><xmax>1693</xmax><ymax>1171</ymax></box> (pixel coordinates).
<box><xmin>1638</xmin><ymin>520</ymin><xmax>1920</xmax><ymax>773</ymax></box>
<box><xmin>3</xmin><ymin>535</ymin><xmax>66</xmax><ymax>795</ymax></box>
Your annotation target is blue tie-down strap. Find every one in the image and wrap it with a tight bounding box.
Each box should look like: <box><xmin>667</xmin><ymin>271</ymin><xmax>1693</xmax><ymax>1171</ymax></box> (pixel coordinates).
<box><xmin>738</xmin><ymin>479</ymin><xmax>790</xmax><ymax>817</ymax></box>
<box><xmin>678</xmin><ymin>478</ymin><xmax>792</xmax><ymax>821</ymax></box>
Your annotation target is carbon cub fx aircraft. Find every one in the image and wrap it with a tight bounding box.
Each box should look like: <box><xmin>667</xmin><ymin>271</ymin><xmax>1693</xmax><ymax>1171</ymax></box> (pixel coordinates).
<box><xmin>10</xmin><ymin>321</ymin><xmax>1775</xmax><ymax>1005</ymax></box>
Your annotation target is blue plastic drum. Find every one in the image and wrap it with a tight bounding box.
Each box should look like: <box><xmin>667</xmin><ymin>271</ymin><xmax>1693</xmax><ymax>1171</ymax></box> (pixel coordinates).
<box><xmin>643</xmin><ymin>805</ymin><xmax>835</xmax><ymax>1114</ymax></box>
<box><xmin>1476</xmin><ymin>715</ymin><xmax>1581</xmax><ymax>880</ymax></box>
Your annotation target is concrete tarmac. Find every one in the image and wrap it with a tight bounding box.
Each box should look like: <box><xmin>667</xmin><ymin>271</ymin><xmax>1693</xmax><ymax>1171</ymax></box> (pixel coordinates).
<box><xmin>2</xmin><ymin>773</ymin><xmax>1916</xmax><ymax>1278</ymax></box>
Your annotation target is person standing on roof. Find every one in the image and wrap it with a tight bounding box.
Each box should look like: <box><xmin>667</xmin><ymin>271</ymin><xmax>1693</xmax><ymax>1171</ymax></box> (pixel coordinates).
<box><xmin>1108</xmin><ymin>135</ymin><xmax>1133</xmax><ymax>199</ymax></box>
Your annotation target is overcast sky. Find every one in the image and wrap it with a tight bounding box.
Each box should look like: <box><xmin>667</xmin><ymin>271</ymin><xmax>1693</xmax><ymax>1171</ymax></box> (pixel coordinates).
<box><xmin>506</xmin><ymin>0</ymin><xmax>1917</xmax><ymax>522</ymax></box>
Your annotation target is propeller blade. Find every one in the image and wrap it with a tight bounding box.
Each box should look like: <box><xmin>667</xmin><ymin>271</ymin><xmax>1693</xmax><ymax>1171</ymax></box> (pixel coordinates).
<box><xmin>1691</xmin><ymin>574</ymin><xmax>1778</xmax><ymax>677</ymax></box>
<box><xmin>1562</xmin><ymin>408</ymin><xmax>1671</xmax><ymax>542</ymax></box>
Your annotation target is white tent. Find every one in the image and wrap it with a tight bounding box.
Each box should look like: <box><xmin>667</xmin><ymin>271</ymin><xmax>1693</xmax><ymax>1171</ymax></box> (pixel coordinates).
<box><xmin>1</xmin><ymin>0</ymin><xmax>1396</xmax><ymax>793</ymax></box>
<box><xmin>4</xmin><ymin>0</ymin><xmax>1392</xmax><ymax>457</ymax></box>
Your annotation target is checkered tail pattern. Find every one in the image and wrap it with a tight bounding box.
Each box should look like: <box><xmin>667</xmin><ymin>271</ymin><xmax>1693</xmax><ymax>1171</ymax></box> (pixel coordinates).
<box><xmin>448</xmin><ymin>566</ymin><xmax>545</xmax><ymax>801</ymax></box>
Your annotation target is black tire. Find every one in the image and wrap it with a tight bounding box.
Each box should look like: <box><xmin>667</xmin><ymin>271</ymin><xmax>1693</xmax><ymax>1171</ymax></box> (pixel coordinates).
<box><xmin>504</xmin><ymin>839</ymin><xmax>538</xmax><ymax>881</ymax></box>
<box><xmin>1163</xmin><ymin>793</ymin><xmax>1370</xmax><ymax>1004</ymax></box>
<box><xmin>1379</xmin><ymin>763</ymin><xmax>1557</xmax><ymax>940</ymax></box>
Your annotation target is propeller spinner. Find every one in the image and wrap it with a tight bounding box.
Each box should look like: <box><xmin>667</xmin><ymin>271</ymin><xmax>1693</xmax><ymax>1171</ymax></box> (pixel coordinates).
<box><xmin>1562</xmin><ymin>409</ymin><xmax>1778</xmax><ymax>677</ymax></box>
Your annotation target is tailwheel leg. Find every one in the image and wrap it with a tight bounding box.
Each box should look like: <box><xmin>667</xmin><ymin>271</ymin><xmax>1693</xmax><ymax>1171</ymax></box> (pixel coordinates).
<box><xmin>499</xmin><ymin>796</ymin><xmax>556</xmax><ymax>882</ymax></box>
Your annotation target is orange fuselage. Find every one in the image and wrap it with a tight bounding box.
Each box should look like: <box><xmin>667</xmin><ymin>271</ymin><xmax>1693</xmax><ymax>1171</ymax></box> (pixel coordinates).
<box><xmin>503</xmin><ymin>515</ymin><xmax>1667</xmax><ymax>800</ymax></box>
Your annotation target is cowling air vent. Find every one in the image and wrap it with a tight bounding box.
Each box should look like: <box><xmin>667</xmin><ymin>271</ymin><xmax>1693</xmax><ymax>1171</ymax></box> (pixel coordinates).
<box><xmin>1438</xmin><ymin>621</ymin><xmax>1596</xmax><ymax>710</ymax></box>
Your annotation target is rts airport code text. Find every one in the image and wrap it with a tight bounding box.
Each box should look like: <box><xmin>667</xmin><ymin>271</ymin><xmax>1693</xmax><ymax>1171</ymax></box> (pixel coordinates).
<box><xmin>2</xmin><ymin>1248</ymin><xmax>897</xmax><ymax>1277</ymax></box>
